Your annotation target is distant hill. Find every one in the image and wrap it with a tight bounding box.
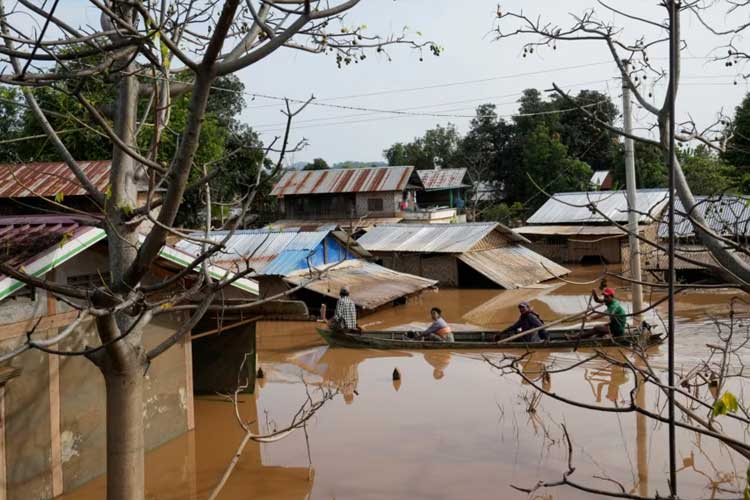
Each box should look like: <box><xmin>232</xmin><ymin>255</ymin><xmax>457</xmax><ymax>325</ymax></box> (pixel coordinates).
<box><xmin>287</xmin><ymin>160</ymin><xmax>387</xmax><ymax>170</ymax></box>
<box><xmin>332</xmin><ymin>161</ymin><xmax>387</xmax><ymax>168</ymax></box>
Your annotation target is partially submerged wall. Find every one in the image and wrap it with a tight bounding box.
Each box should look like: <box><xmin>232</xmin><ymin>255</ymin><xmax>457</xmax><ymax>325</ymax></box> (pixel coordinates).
<box><xmin>373</xmin><ymin>252</ymin><xmax>458</xmax><ymax>287</ymax></box>
<box><xmin>0</xmin><ymin>259</ymin><xmax>194</xmax><ymax>498</ymax></box>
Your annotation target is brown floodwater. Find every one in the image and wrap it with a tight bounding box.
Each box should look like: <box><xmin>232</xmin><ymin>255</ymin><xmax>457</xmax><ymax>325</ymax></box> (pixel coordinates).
<box><xmin>65</xmin><ymin>267</ymin><xmax>750</xmax><ymax>499</ymax></box>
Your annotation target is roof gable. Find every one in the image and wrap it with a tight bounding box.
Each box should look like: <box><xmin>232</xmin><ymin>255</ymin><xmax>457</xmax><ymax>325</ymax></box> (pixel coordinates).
<box><xmin>658</xmin><ymin>195</ymin><xmax>750</xmax><ymax>238</ymax></box>
<box><xmin>356</xmin><ymin>222</ymin><xmax>527</xmax><ymax>253</ymax></box>
<box><xmin>526</xmin><ymin>189</ymin><xmax>669</xmax><ymax>225</ymax></box>
<box><xmin>270</xmin><ymin>166</ymin><xmax>414</xmax><ymax>196</ymax></box>
<box><xmin>415</xmin><ymin>168</ymin><xmax>468</xmax><ymax>191</ymax></box>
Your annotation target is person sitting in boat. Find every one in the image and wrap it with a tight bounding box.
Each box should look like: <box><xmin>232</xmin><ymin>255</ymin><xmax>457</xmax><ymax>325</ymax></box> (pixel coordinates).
<box><xmin>417</xmin><ymin>307</ymin><xmax>455</xmax><ymax>342</ymax></box>
<box><xmin>329</xmin><ymin>286</ymin><xmax>358</xmax><ymax>332</ymax></box>
<box><xmin>496</xmin><ymin>301</ymin><xmax>546</xmax><ymax>342</ymax></box>
<box><xmin>568</xmin><ymin>288</ymin><xmax>627</xmax><ymax>340</ymax></box>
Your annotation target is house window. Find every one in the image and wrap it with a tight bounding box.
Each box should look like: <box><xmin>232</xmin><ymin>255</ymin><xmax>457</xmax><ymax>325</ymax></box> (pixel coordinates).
<box><xmin>367</xmin><ymin>198</ymin><xmax>384</xmax><ymax>212</ymax></box>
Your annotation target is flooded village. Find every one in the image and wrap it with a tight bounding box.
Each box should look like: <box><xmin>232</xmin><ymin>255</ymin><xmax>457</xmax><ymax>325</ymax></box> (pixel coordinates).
<box><xmin>1</xmin><ymin>1</ymin><xmax>750</xmax><ymax>500</ymax></box>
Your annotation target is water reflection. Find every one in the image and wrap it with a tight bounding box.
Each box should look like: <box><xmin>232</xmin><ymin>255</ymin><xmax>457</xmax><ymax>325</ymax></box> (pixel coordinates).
<box><xmin>423</xmin><ymin>352</ymin><xmax>451</xmax><ymax>380</ymax></box>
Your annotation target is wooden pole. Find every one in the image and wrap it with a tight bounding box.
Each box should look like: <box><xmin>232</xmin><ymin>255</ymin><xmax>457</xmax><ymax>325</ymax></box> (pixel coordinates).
<box><xmin>622</xmin><ymin>60</ymin><xmax>644</xmax><ymax>323</ymax></box>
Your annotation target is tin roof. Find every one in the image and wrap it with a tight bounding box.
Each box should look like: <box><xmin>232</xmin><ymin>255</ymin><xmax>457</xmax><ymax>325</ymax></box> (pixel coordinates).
<box><xmin>416</xmin><ymin>168</ymin><xmax>468</xmax><ymax>191</ymax></box>
<box><xmin>515</xmin><ymin>225</ymin><xmax>629</xmax><ymax>236</ymax></box>
<box><xmin>0</xmin><ymin>161</ymin><xmax>112</xmax><ymax>198</ymax></box>
<box><xmin>284</xmin><ymin>259</ymin><xmax>436</xmax><ymax>310</ymax></box>
<box><xmin>357</xmin><ymin>222</ymin><xmax>526</xmax><ymax>253</ymax></box>
<box><xmin>657</xmin><ymin>195</ymin><xmax>750</xmax><ymax>239</ymax></box>
<box><xmin>176</xmin><ymin>229</ymin><xmax>367</xmax><ymax>275</ymax></box>
<box><xmin>457</xmin><ymin>247</ymin><xmax>569</xmax><ymax>289</ymax></box>
<box><xmin>526</xmin><ymin>189</ymin><xmax>669</xmax><ymax>225</ymax></box>
<box><xmin>0</xmin><ymin>215</ymin><xmax>106</xmax><ymax>301</ymax></box>
<box><xmin>270</xmin><ymin>166</ymin><xmax>414</xmax><ymax>196</ymax></box>
<box><xmin>265</xmin><ymin>217</ymin><xmax>403</xmax><ymax>231</ymax></box>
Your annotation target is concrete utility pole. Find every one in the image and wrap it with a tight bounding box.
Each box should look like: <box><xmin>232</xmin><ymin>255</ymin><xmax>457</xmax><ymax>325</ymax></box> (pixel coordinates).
<box><xmin>622</xmin><ymin>61</ymin><xmax>644</xmax><ymax>323</ymax></box>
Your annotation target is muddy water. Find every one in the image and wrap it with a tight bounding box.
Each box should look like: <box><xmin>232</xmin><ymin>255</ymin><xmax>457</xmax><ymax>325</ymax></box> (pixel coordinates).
<box><xmin>66</xmin><ymin>267</ymin><xmax>749</xmax><ymax>499</ymax></box>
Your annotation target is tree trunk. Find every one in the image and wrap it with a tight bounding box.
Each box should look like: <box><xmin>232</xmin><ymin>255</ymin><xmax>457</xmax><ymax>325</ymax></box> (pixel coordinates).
<box><xmin>102</xmin><ymin>355</ymin><xmax>145</xmax><ymax>500</ymax></box>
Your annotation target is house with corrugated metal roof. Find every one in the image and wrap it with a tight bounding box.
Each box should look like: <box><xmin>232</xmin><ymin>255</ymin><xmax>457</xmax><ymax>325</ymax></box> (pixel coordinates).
<box><xmin>268</xmin><ymin>165</ymin><xmax>471</xmax><ymax>230</ymax></box>
<box><xmin>644</xmin><ymin>195</ymin><xmax>750</xmax><ymax>279</ymax></box>
<box><xmin>0</xmin><ymin>214</ymin><xmax>263</xmax><ymax>497</ymax></box>
<box><xmin>413</xmin><ymin>167</ymin><xmax>469</xmax><ymax>209</ymax></box>
<box><xmin>176</xmin><ymin>228</ymin><xmax>436</xmax><ymax>314</ymax></box>
<box><xmin>515</xmin><ymin>189</ymin><xmax>669</xmax><ymax>265</ymax></box>
<box><xmin>356</xmin><ymin>222</ymin><xmax>570</xmax><ymax>288</ymax></box>
<box><xmin>270</xmin><ymin>165</ymin><xmax>414</xmax><ymax>224</ymax></box>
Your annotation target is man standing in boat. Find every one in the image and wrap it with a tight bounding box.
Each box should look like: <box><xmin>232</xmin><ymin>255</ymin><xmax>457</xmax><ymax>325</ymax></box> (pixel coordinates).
<box><xmin>568</xmin><ymin>287</ymin><xmax>627</xmax><ymax>339</ymax></box>
<box><xmin>416</xmin><ymin>307</ymin><xmax>455</xmax><ymax>342</ymax></box>
<box><xmin>329</xmin><ymin>286</ymin><xmax>358</xmax><ymax>332</ymax></box>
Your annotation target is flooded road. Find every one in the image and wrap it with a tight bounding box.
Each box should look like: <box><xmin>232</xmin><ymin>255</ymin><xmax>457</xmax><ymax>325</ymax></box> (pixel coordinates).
<box><xmin>66</xmin><ymin>268</ymin><xmax>749</xmax><ymax>499</ymax></box>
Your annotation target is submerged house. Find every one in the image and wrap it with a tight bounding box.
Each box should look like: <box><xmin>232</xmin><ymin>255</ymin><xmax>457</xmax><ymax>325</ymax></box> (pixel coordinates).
<box><xmin>357</xmin><ymin>222</ymin><xmax>569</xmax><ymax>288</ymax></box>
<box><xmin>0</xmin><ymin>215</ymin><xmax>259</xmax><ymax>498</ymax></box>
<box><xmin>645</xmin><ymin>195</ymin><xmax>750</xmax><ymax>279</ymax></box>
<box><xmin>515</xmin><ymin>189</ymin><xmax>669</xmax><ymax>264</ymax></box>
<box><xmin>177</xmin><ymin>228</ymin><xmax>436</xmax><ymax>314</ymax></box>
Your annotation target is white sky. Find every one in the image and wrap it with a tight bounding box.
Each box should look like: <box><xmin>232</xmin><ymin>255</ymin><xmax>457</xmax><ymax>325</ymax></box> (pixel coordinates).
<box><xmin>13</xmin><ymin>0</ymin><xmax>750</xmax><ymax>164</ymax></box>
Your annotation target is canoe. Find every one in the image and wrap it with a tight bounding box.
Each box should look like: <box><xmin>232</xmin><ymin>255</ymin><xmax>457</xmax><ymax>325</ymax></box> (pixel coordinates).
<box><xmin>316</xmin><ymin>325</ymin><xmax>663</xmax><ymax>350</ymax></box>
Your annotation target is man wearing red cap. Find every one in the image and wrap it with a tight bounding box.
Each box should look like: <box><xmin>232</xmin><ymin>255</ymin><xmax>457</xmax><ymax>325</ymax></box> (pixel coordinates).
<box><xmin>570</xmin><ymin>287</ymin><xmax>627</xmax><ymax>339</ymax></box>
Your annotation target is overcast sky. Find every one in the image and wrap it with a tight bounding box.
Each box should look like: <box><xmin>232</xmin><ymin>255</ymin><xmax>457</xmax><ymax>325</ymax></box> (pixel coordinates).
<box><xmin>233</xmin><ymin>0</ymin><xmax>749</xmax><ymax>165</ymax></box>
<box><xmin>20</xmin><ymin>0</ymin><xmax>750</xmax><ymax>165</ymax></box>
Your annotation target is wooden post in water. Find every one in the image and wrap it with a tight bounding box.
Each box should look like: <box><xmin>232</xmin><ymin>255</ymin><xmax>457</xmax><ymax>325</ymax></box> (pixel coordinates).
<box><xmin>622</xmin><ymin>60</ymin><xmax>644</xmax><ymax>324</ymax></box>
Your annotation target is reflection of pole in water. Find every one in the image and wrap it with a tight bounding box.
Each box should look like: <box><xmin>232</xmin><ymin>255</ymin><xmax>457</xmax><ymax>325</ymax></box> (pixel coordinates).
<box><xmin>636</xmin><ymin>373</ymin><xmax>648</xmax><ymax>497</ymax></box>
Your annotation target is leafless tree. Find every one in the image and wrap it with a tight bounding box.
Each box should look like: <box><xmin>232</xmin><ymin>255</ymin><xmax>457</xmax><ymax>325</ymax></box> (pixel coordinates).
<box><xmin>0</xmin><ymin>1</ymin><xmax>433</xmax><ymax>498</ymax></box>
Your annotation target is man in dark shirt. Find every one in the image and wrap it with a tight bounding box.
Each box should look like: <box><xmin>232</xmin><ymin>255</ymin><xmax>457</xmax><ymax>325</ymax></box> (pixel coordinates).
<box><xmin>497</xmin><ymin>302</ymin><xmax>546</xmax><ymax>342</ymax></box>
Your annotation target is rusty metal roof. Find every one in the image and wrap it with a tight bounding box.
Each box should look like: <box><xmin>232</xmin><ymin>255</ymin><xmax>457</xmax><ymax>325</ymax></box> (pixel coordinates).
<box><xmin>457</xmin><ymin>247</ymin><xmax>570</xmax><ymax>289</ymax></box>
<box><xmin>270</xmin><ymin>166</ymin><xmax>414</xmax><ymax>196</ymax></box>
<box><xmin>416</xmin><ymin>168</ymin><xmax>468</xmax><ymax>191</ymax></box>
<box><xmin>0</xmin><ymin>215</ymin><xmax>97</xmax><ymax>267</ymax></box>
<box><xmin>284</xmin><ymin>259</ymin><xmax>436</xmax><ymax>310</ymax></box>
<box><xmin>0</xmin><ymin>161</ymin><xmax>112</xmax><ymax>198</ymax></box>
<box><xmin>657</xmin><ymin>195</ymin><xmax>750</xmax><ymax>239</ymax></box>
<box><xmin>526</xmin><ymin>189</ymin><xmax>669</xmax><ymax>225</ymax></box>
<box><xmin>357</xmin><ymin>223</ymin><xmax>526</xmax><ymax>253</ymax></box>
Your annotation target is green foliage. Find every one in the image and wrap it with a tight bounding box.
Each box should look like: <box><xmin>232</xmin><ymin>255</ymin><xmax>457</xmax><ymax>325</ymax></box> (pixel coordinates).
<box><xmin>680</xmin><ymin>146</ymin><xmax>738</xmax><ymax>195</ymax></box>
<box><xmin>384</xmin><ymin>88</ymin><xmax>614</xmax><ymax>212</ymax></box>
<box><xmin>303</xmin><ymin>158</ymin><xmax>330</xmax><ymax>170</ymax></box>
<box><xmin>511</xmin><ymin>124</ymin><xmax>592</xmax><ymax>205</ymax></box>
<box><xmin>612</xmin><ymin>142</ymin><xmax>667</xmax><ymax>189</ymax></box>
<box><xmin>712</xmin><ymin>391</ymin><xmax>739</xmax><ymax>417</ymax></box>
<box><xmin>383</xmin><ymin>123</ymin><xmax>461</xmax><ymax>169</ymax></box>
<box><xmin>482</xmin><ymin>202</ymin><xmax>524</xmax><ymax>225</ymax></box>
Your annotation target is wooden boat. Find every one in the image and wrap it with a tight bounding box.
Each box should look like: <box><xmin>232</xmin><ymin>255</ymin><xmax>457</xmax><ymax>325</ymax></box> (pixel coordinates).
<box><xmin>317</xmin><ymin>324</ymin><xmax>663</xmax><ymax>350</ymax></box>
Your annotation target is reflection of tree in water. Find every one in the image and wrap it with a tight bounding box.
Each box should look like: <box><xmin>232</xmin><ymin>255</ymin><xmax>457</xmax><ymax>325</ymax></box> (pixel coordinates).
<box><xmin>423</xmin><ymin>352</ymin><xmax>452</xmax><ymax>380</ymax></box>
